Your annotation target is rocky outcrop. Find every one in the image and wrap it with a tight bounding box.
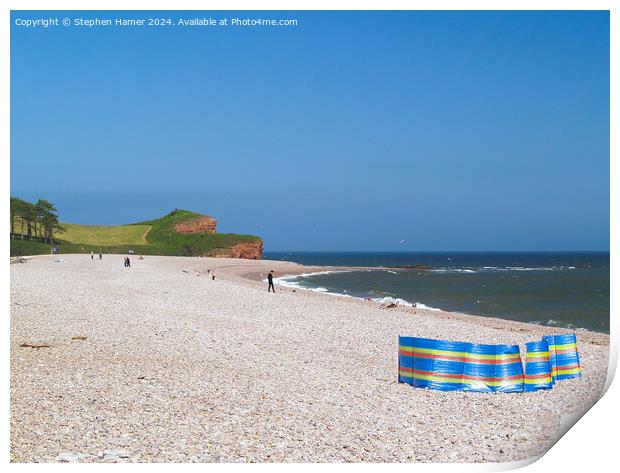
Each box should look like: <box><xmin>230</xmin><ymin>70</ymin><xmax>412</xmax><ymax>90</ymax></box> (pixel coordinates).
<box><xmin>229</xmin><ymin>241</ymin><xmax>263</xmax><ymax>260</ymax></box>
<box><xmin>394</xmin><ymin>264</ymin><xmax>433</xmax><ymax>270</ymax></box>
<box><xmin>175</xmin><ymin>216</ymin><xmax>217</xmax><ymax>234</ymax></box>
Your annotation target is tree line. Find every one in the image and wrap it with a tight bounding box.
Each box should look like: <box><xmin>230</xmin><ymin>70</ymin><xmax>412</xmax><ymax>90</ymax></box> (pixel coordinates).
<box><xmin>10</xmin><ymin>197</ymin><xmax>64</xmax><ymax>245</ymax></box>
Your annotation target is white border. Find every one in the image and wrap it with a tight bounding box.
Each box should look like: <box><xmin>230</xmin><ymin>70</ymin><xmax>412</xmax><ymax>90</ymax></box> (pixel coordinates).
<box><xmin>2</xmin><ymin>1</ymin><xmax>616</xmax><ymax>471</ymax></box>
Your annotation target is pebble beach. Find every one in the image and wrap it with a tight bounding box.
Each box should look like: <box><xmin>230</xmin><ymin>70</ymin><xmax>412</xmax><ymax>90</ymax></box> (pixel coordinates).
<box><xmin>10</xmin><ymin>254</ymin><xmax>610</xmax><ymax>463</ymax></box>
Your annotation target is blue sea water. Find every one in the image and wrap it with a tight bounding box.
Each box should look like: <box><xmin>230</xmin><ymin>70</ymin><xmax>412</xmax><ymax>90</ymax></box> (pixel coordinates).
<box><xmin>263</xmin><ymin>252</ymin><xmax>610</xmax><ymax>333</ymax></box>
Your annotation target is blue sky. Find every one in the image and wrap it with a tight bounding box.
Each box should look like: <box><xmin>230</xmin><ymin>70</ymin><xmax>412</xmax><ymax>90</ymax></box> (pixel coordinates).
<box><xmin>11</xmin><ymin>11</ymin><xmax>609</xmax><ymax>251</ymax></box>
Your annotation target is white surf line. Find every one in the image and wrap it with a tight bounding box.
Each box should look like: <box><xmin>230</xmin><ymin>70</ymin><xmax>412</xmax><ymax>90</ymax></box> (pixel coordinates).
<box><xmin>271</xmin><ymin>268</ymin><xmax>443</xmax><ymax>310</ymax></box>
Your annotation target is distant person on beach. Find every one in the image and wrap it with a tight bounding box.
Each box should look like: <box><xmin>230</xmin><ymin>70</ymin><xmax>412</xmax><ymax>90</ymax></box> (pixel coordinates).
<box><xmin>99</xmin><ymin>253</ymin><xmax>102</xmax><ymax>260</ymax></box>
<box><xmin>124</xmin><ymin>257</ymin><xmax>131</xmax><ymax>268</ymax></box>
<box><xmin>90</xmin><ymin>251</ymin><xmax>94</xmax><ymax>260</ymax></box>
<box><xmin>211</xmin><ymin>271</ymin><xmax>216</xmax><ymax>281</ymax></box>
<box><xmin>268</xmin><ymin>271</ymin><xmax>276</xmax><ymax>293</ymax></box>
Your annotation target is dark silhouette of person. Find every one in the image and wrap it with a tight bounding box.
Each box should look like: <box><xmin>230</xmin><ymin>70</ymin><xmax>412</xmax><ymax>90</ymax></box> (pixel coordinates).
<box><xmin>268</xmin><ymin>271</ymin><xmax>275</xmax><ymax>292</ymax></box>
<box><xmin>99</xmin><ymin>253</ymin><xmax>102</xmax><ymax>260</ymax></box>
<box><xmin>124</xmin><ymin>257</ymin><xmax>131</xmax><ymax>268</ymax></box>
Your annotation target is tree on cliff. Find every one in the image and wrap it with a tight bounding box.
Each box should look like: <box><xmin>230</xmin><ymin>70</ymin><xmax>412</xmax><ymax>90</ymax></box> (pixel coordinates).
<box><xmin>10</xmin><ymin>197</ymin><xmax>34</xmax><ymax>240</ymax></box>
<box><xmin>9</xmin><ymin>197</ymin><xmax>25</xmax><ymax>240</ymax></box>
<box><xmin>9</xmin><ymin>197</ymin><xmax>64</xmax><ymax>243</ymax></box>
<box><xmin>35</xmin><ymin>199</ymin><xmax>64</xmax><ymax>244</ymax></box>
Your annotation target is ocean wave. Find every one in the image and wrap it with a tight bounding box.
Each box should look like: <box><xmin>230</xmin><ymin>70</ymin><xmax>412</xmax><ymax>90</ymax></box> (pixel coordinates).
<box><xmin>272</xmin><ymin>270</ymin><xmax>352</xmax><ymax>286</ymax></box>
<box><xmin>272</xmin><ymin>274</ymin><xmax>356</xmax><ymax>298</ymax></box>
<box><xmin>429</xmin><ymin>266</ymin><xmax>565</xmax><ymax>273</ymax></box>
<box><xmin>274</xmin><ymin>274</ymin><xmax>443</xmax><ymax>311</ymax></box>
<box><xmin>268</xmin><ymin>264</ymin><xmax>603</xmax><ymax>332</ymax></box>
<box><xmin>479</xmin><ymin>266</ymin><xmax>561</xmax><ymax>272</ymax></box>
<box><xmin>295</xmin><ymin>270</ymin><xmax>353</xmax><ymax>278</ymax></box>
<box><xmin>271</xmin><ymin>277</ymin><xmax>302</xmax><ymax>288</ymax></box>
<box><xmin>505</xmin><ymin>266</ymin><xmax>556</xmax><ymax>271</ymax></box>
<box><xmin>430</xmin><ymin>268</ymin><xmax>477</xmax><ymax>274</ymax></box>
<box><xmin>307</xmin><ymin>287</ymin><xmax>354</xmax><ymax>298</ymax></box>
<box><xmin>415</xmin><ymin>302</ymin><xmax>442</xmax><ymax>312</ymax></box>
<box><xmin>373</xmin><ymin>296</ymin><xmax>411</xmax><ymax>306</ymax></box>
<box><xmin>276</xmin><ymin>265</ymin><xmax>565</xmax><ymax>299</ymax></box>
<box><xmin>372</xmin><ymin>296</ymin><xmax>442</xmax><ymax>311</ymax></box>
<box><xmin>532</xmin><ymin>319</ymin><xmax>578</xmax><ymax>329</ymax></box>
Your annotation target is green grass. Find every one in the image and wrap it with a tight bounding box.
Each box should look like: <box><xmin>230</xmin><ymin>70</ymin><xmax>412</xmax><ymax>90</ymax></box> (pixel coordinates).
<box><xmin>60</xmin><ymin>223</ymin><xmax>152</xmax><ymax>246</ymax></box>
<box><xmin>10</xmin><ymin>239</ymin><xmax>58</xmax><ymax>257</ymax></box>
<box><xmin>10</xmin><ymin>209</ymin><xmax>262</xmax><ymax>257</ymax></box>
<box><xmin>136</xmin><ymin>210</ymin><xmax>261</xmax><ymax>257</ymax></box>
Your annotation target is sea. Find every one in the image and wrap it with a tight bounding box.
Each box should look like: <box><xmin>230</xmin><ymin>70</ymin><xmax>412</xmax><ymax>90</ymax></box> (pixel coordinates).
<box><xmin>263</xmin><ymin>252</ymin><xmax>610</xmax><ymax>334</ymax></box>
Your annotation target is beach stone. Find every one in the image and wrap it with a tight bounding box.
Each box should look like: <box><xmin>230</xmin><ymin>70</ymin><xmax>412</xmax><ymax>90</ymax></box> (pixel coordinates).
<box><xmin>57</xmin><ymin>452</ymin><xmax>83</xmax><ymax>462</ymax></box>
<box><xmin>10</xmin><ymin>255</ymin><xmax>609</xmax><ymax>463</ymax></box>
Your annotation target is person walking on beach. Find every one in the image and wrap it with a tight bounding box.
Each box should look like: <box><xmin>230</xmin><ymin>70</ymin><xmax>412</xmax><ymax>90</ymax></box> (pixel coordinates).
<box><xmin>99</xmin><ymin>253</ymin><xmax>102</xmax><ymax>260</ymax></box>
<box><xmin>124</xmin><ymin>257</ymin><xmax>131</xmax><ymax>268</ymax></box>
<box><xmin>268</xmin><ymin>270</ymin><xmax>276</xmax><ymax>293</ymax></box>
<box><xmin>90</xmin><ymin>251</ymin><xmax>94</xmax><ymax>260</ymax></box>
<box><xmin>211</xmin><ymin>271</ymin><xmax>216</xmax><ymax>281</ymax></box>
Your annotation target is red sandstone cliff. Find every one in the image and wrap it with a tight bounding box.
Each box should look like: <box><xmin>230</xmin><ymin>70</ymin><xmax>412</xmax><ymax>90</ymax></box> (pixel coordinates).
<box><xmin>173</xmin><ymin>213</ymin><xmax>262</xmax><ymax>259</ymax></box>
<box><xmin>175</xmin><ymin>216</ymin><xmax>217</xmax><ymax>234</ymax></box>
<box><xmin>228</xmin><ymin>241</ymin><xmax>263</xmax><ymax>260</ymax></box>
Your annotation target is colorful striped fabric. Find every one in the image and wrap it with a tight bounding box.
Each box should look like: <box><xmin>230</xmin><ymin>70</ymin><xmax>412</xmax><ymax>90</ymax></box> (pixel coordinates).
<box><xmin>543</xmin><ymin>334</ymin><xmax>582</xmax><ymax>381</ymax></box>
<box><xmin>398</xmin><ymin>337</ymin><xmax>524</xmax><ymax>393</ymax></box>
<box><xmin>524</xmin><ymin>340</ymin><xmax>553</xmax><ymax>392</ymax></box>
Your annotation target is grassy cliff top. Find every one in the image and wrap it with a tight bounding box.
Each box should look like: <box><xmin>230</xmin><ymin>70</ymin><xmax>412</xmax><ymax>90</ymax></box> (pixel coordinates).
<box><xmin>11</xmin><ymin>209</ymin><xmax>261</xmax><ymax>257</ymax></box>
<box><xmin>132</xmin><ymin>209</ymin><xmax>206</xmax><ymax>226</ymax></box>
<box><xmin>60</xmin><ymin>223</ymin><xmax>152</xmax><ymax>246</ymax></box>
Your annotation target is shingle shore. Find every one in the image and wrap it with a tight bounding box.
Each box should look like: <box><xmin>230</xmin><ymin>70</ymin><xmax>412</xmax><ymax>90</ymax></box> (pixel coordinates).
<box><xmin>10</xmin><ymin>255</ymin><xmax>609</xmax><ymax>462</ymax></box>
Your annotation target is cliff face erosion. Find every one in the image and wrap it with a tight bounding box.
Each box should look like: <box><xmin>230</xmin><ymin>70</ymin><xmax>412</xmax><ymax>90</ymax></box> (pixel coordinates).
<box><xmin>171</xmin><ymin>213</ymin><xmax>262</xmax><ymax>260</ymax></box>
<box><xmin>174</xmin><ymin>216</ymin><xmax>218</xmax><ymax>234</ymax></box>
<box><xmin>227</xmin><ymin>241</ymin><xmax>264</xmax><ymax>260</ymax></box>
